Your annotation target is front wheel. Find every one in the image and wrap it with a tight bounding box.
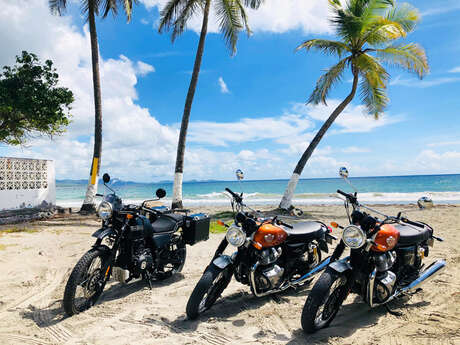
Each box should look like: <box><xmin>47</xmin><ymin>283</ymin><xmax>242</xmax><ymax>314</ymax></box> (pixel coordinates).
<box><xmin>186</xmin><ymin>264</ymin><xmax>233</xmax><ymax>320</ymax></box>
<box><xmin>63</xmin><ymin>248</ymin><xmax>110</xmax><ymax>316</ymax></box>
<box><xmin>301</xmin><ymin>267</ymin><xmax>348</xmax><ymax>333</ymax></box>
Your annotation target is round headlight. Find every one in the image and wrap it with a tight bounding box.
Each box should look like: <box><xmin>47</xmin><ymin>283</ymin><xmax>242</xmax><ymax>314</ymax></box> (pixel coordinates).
<box><xmin>97</xmin><ymin>201</ymin><xmax>113</xmax><ymax>220</ymax></box>
<box><xmin>342</xmin><ymin>225</ymin><xmax>366</xmax><ymax>249</ymax></box>
<box><xmin>226</xmin><ymin>225</ymin><xmax>246</xmax><ymax>247</ymax></box>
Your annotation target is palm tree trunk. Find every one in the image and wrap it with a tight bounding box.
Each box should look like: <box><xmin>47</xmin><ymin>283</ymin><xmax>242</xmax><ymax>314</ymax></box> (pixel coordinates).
<box><xmin>80</xmin><ymin>2</ymin><xmax>103</xmax><ymax>213</ymax></box>
<box><xmin>279</xmin><ymin>69</ymin><xmax>359</xmax><ymax>210</ymax></box>
<box><xmin>171</xmin><ymin>0</ymin><xmax>211</xmax><ymax>209</ymax></box>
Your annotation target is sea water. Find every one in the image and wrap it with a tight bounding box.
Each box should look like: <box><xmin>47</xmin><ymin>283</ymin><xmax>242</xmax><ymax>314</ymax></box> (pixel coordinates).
<box><xmin>56</xmin><ymin>174</ymin><xmax>460</xmax><ymax>207</ymax></box>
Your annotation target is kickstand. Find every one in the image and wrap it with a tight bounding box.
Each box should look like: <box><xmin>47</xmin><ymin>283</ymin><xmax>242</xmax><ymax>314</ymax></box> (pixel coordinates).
<box><xmin>144</xmin><ymin>271</ymin><xmax>153</xmax><ymax>290</ymax></box>
<box><xmin>385</xmin><ymin>304</ymin><xmax>402</xmax><ymax>316</ymax></box>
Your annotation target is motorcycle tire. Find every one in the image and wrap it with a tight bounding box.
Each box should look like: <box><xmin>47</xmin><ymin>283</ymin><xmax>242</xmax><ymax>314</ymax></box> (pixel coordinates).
<box><xmin>301</xmin><ymin>267</ymin><xmax>348</xmax><ymax>333</ymax></box>
<box><xmin>186</xmin><ymin>264</ymin><xmax>232</xmax><ymax>320</ymax></box>
<box><xmin>63</xmin><ymin>248</ymin><xmax>110</xmax><ymax>316</ymax></box>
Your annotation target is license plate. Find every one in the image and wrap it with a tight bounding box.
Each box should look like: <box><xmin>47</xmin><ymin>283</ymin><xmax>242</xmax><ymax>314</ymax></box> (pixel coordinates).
<box><xmin>427</xmin><ymin>238</ymin><xmax>434</xmax><ymax>247</ymax></box>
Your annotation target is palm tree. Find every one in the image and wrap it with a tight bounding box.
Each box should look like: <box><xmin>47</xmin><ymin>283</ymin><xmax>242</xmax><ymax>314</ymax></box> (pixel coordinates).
<box><xmin>279</xmin><ymin>0</ymin><xmax>428</xmax><ymax>210</ymax></box>
<box><xmin>49</xmin><ymin>0</ymin><xmax>137</xmax><ymax>213</ymax></box>
<box><xmin>159</xmin><ymin>0</ymin><xmax>264</xmax><ymax>209</ymax></box>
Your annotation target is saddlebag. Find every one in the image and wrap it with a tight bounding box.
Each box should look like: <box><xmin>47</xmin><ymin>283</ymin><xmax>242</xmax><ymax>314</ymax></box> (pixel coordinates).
<box><xmin>183</xmin><ymin>213</ymin><xmax>210</xmax><ymax>245</ymax></box>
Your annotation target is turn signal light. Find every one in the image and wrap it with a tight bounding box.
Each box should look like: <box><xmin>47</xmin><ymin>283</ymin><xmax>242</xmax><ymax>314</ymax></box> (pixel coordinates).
<box><xmin>217</xmin><ymin>220</ymin><xmax>225</xmax><ymax>226</ymax></box>
<box><xmin>330</xmin><ymin>222</ymin><xmax>339</xmax><ymax>228</ymax></box>
<box><xmin>126</xmin><ymin>214</ymin><xmax>134</xmax><ymax>219</ymax></box>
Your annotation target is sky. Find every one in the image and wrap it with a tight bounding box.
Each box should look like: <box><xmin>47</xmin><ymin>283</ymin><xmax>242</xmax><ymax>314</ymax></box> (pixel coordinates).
<box><xmin>1</xmin><ymin>0</ymin><xmax>459</xmax><ymax>182</ymax></box>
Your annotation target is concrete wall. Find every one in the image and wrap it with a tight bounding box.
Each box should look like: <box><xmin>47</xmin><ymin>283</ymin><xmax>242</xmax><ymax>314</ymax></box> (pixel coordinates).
<box><xmin>0</xmin><ymin>157</ymin><xmax>56</xmax><ymax>211</ymax></box>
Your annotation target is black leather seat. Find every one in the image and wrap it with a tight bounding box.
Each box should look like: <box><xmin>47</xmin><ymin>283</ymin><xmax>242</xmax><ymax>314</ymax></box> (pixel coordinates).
<box><xmin>151</xmin><ymin>215</ymin><xmax>182</xmax><ymax>233</ymax></box>
<box><xmin>394</xmin><ymin>223</ymin><xmax>431</xmax><ymax>246</ymax></box>
<box><xmin>285</xmin><ymin>221</ymin><xmax>325</xmax><ymax>242</ymax></box>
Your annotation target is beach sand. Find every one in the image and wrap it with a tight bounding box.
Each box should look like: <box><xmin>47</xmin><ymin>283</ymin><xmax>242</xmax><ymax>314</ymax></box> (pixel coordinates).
<box><xmin>0</xmin><ymin>204</ymin><xmax>459</xmax><ymax>345</ymax></box>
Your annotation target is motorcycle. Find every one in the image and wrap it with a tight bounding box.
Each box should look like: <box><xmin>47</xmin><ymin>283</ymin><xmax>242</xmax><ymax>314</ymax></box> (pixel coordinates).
<box><xmin>186</xmin><ymin>170</ymin><xmax>336</xmax><ymax>319</ymax></box>
<box><xmin>301</xmin><ymin>167</ymin><xmax>446</xmax><ymax>333</ymax></box>
<box><xmin>63</xmin><ymin>173</ymin><xmax>210</xmax><ymax>316</ymax></box>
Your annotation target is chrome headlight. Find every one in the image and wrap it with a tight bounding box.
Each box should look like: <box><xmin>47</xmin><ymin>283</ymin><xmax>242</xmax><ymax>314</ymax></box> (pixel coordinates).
<box><xmin>97</xmin><ymin>201</ymin><xmax>113</xmax><ymax>220</ymax></box>
<box><xmin>342</xmin><ymin>225</ymin><xmax>366</xmax><ymax>249</ymax></box>
<box><xmin>226</xmin><ymin>225</ymin><xmax>246</xmax><ymax>247</ymax></box>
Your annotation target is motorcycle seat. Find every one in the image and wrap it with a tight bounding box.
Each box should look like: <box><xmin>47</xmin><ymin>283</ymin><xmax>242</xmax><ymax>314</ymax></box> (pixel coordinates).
<box><xmin>285</xmin><ymin>221</ymin><xmax>325</xmax><ymax>242</ymax></box>
<box><xmin>394</xmin><ymin>223</ymin><xmax>432</xmax><ymax>246</ymax></box>
<box><xmin>151</xmin><ymin>214</ymin><xmax>182</xmax><ymax>233</ymax></box>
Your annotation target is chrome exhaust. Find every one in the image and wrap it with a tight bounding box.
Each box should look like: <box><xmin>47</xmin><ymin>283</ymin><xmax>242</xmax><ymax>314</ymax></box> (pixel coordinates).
<box><xmin>397</xmin><ymin>259</ymin><xmax>446</xmax><ymax>295</ymax></box>
<box><xmin>368</xmin><ymin>259</ymin><xmax>446</xmax><ymax>307</ymax></box>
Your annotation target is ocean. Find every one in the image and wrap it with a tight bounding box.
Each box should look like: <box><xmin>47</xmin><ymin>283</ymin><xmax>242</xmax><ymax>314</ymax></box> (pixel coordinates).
<box><xmin>56</xmin><ymin>174</ymin><xmax>460</xmax><ymax>207</ymax></box>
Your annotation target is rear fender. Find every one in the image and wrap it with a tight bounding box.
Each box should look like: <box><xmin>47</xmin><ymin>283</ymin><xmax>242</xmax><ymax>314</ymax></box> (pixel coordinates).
<box><xmin>329</xmin><ymin>256</ymin><xmax>352</xmax><ymax>273</ymax></box>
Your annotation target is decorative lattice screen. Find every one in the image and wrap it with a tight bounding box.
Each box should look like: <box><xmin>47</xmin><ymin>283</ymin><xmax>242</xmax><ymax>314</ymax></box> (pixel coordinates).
<box><xmin>0</xmin><ymin>158</ymin><xmax>48</xmax><ymax>191</ymax></box>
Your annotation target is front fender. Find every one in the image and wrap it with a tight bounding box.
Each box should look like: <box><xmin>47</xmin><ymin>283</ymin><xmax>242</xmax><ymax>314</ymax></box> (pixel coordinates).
<box><xmin>212</xmin><ymin>255</ymin><xmax>233</xmax><ymax>269</ymax></box>
<box><xmin>329</xmin><ymin>256</ymin><xmax>352</xmax><ymax>273</ymax></box>
<box><xmin>92</xmin><ymin>227</ymin><xmax>116</xmax><ymax>240</ymax></box>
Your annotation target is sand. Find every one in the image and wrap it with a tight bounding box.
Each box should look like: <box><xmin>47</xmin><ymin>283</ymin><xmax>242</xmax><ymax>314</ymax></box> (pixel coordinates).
<box><xmin>0</xmin><ymin>204</ymin><xmax>459</xmax><ymax>345</ymax></box>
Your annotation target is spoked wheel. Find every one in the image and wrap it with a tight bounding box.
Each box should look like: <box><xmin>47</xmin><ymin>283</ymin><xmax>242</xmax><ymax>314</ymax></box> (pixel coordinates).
<box><xmin>63</xmin><ymin>248</ymin><xmax>110</xmax><ymax>316</ymax></box>
<box><xmin>301</xmin><ymin>267</ymin><xmax>348</xmax><ymax>333</ymax></box>
<box><xmin>186</xmin><ymin>264</ymin><xmax>233</xmax><ymax>320</ymax></box>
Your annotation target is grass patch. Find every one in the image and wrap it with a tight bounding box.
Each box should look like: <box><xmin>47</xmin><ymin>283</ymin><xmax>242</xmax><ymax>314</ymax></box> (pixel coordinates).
<box><xmin>210</xmin><ymin>211</ymin><xmax>234</xmax><ymax>220</ymax></box>
<box><xmin>0</xmin><ymin>227</ymin><xmax>38</xmax><ymax>236</ymax></box>
<box><xmin>210</xmin><ymin>221</ymin><xmax>229</xmax><ymax>234</ymax></box>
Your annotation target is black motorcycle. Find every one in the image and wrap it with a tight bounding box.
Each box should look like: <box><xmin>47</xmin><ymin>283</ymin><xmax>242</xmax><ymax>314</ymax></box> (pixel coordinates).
<box><xmin>301</xmin><ymin>167</ymin><xmax>446</xmax><ymax>333</ymax></box>
<box><xmin>186</xmin><ymin>185</ymin><xmax>336</xmax><ymax>319</ymax></box>
<box><xmin>63</xmin><ymin>173</ymin><xmax>210</xmax><ymax>316</ymax></box>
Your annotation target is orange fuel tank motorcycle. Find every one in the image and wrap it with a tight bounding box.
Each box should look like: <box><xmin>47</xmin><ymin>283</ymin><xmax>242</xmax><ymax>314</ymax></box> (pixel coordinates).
<box><xmin>186</xmin><ymin>185</ymin><xmax>336</xmax><ymax>320</ymax></box>
<box><xmin>301</xmin><ymin>167</ymin><xmax>446</xmax><ymax>333</ymax></box>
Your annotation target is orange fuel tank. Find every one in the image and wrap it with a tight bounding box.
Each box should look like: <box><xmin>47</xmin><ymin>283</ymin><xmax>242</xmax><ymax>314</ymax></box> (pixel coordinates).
<box><xmin>253</xmin><ymin>223</ymin><xmax>288</xmax><ymax>249</ymax></box>
<box><xmin>371</xmin><ymin>224</ymin><xmax>400</xmax><ymax>252</ymax></box>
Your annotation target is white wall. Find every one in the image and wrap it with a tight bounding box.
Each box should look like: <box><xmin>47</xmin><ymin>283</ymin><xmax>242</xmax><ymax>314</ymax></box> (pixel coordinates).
<box><xmin>0</xmin><ymin>158</ymin><xmax>56</xmax><ymax>211</ymax></box>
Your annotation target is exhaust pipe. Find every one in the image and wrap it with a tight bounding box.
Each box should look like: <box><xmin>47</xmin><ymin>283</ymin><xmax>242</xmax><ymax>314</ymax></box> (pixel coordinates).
<box><xmin>397</xmin><ymin>259</ymin><xmax>446</xmax><ymax>295</ymax></box>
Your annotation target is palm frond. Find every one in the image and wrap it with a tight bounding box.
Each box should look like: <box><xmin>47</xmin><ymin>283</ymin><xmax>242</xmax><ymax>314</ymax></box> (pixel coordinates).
<box><xmin>215</xmin><ymin>0</ymin><xmax>245</xmax><ymax>54</ymax></box>
<box><xmin>49</xmin><ymin>0</ymin><xmax>67</xmax><ymax>15</ymax></box>
<box><xmin>362</xmin><ymin>17</ymin><xmax>406</xmax><ymax>45</ymax></box>
<box><xmin>243</xmin><ymin>0</ymin><xmax>264</xmax><ymax>9</ymax></box>
<box><xmin>121</xmin><ymin>0</ymin><xmax>139</xmax><ymax>22</ymax></box>
<box><xmin>158</xmin><ymin>0</ymin><xmax>190</xmax><ymax>33</ymax></box>
<box><xmin>353</xmin><ymin>53</ymin><xmax>389</xmax><ymax>88</ymax></box>
<box><xmin>236</xmin><ymin>0</ymin><xmax>251</xmax><ymax>35</ymax></box>
<box><xmin>385</xmin><ymin>2</ymin><xmax>419</xmax><ymax>33</ymax></box>
<box><xmin>171</xmin><ymin>0</ymin><xmax>202</xmax><ymax>41</ymax></box>
<box><xmin>376</xmin><ymin>43</ymin><xmax>428</xmax><ymax>78</ymax></box>
<box><xmin>358</xmin><ymin>72</ymin><xmax>388</xmax><ymax>118</ymax></box>
<box><xmin>102</xmin><ymin>0</ymin><xmax>118</xmax><ymax>18</ymax></box>
<box><xmin>296</xmin><ymin>39</ymin><xmax>351</xmax><ymax>58</ymax></box>
<box><xmin>308</xmin><ymin>57</ymin><xmax>351</xmax><ymax>105</ymax></box>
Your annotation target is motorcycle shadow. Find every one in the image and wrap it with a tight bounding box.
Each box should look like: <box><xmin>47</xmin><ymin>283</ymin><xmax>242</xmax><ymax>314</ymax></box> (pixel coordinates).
<box><xmin>170</xmin><ymin>283</ymin><xmax>314</xmax><ymax>333</ymax></box>
<box><xmin>285</xmin><ymin>296</ymin><xmax>432</xmax><ymax>344</ymax></box>
<box><xmin>21</xmin><ymin>273</ymin><xmax>185</xmax><ymax>327</ymax></box>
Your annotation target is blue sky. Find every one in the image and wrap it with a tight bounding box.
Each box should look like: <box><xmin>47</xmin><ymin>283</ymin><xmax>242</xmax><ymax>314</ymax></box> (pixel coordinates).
<box><xmin>1</xmin><ymin>0</ymin><xmax>459</xmax><ymax>182</ymax></box>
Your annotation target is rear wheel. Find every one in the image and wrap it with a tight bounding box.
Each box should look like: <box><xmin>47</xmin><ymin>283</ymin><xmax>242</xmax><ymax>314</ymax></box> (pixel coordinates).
<box><xmin>63</xmin><ymin>248</ymin><xmax>110</xmax><ymax>316</ymax></box>
<box><xmin>186</xmin><ymin>264</ymin><xmax>233</xmax><ymax>320</ymax></box>
<box><xmin>301</xmin><ymin>267</ymin><xmax>348</xmax><ymax>333</ymax></box>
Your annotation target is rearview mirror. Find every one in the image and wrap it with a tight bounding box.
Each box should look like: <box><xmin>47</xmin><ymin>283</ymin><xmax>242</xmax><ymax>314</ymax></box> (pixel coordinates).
<box><xmin>156</xmin><ymin>188</ymin><xmax>166</xmax><ymax>199</ymax></box>
<box><xmin>102</xmin><ymin>173</ymin><xmax>110</xmax><ymax>184</ymax></box>
<box><xmin>236</xmin><ymin>169</ymin><xmax>244</xmax><ymax>181</ymax></box>
<box><xmin>417</xmin><ymin>196</ymin><xmax>433</xmax><ymax>209</ymax></box>
<box><xmin>339</xmin><ymin>167</ymin><xmax>349</xmax><ymax>179</ymax></box>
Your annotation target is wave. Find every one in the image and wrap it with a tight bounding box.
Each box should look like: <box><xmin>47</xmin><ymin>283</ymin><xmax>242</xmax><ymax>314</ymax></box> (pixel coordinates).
<box><xmin>57</xmin><ymin>191</ymin><xmax>460</xmax><ymax>207</ymax></box>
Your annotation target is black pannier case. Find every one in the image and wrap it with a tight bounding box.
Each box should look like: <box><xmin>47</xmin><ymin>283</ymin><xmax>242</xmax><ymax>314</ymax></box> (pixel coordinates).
<box><xmin>183</xmin><ymin>213</ymin><xmax>210</xmax><ymax>245</ymax></box>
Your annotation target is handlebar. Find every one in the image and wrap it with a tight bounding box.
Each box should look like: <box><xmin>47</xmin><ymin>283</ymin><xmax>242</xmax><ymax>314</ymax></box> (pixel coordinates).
<box><xmin>337</xmin><ymin>189</ymin><xmax>357</xmax><ymax>204</ymax></box>
<box><xmin>225</xmin><ymin>188</ymin><xmax>243</xmax><ymax>203</ymax></box>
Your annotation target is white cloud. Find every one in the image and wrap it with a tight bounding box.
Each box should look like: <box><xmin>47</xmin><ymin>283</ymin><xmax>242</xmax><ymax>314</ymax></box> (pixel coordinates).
<box><xmin>140</xmin><ymin>18</ymin><xmax>149</xmax><ymax>25</ymax></box>
<box><xmin>136</xmin><ymin>60</ymin><xmax>155</xmax><ymax>75</ymax></box>
<box><xmin>428</xmin><ymin>140</ymin><xmax>460</xmax><ymax>147</ymax></box>
<box><xmin>415</xmin><ymin>150</ymin><xmax>460</xmax><ymax>173</ymax></box>
<box><xmin>140</xmin><ymin>0</ymin><xmax>332</xmax><ymax>35</ymax></box>
<box><xmin>390</xmin><ymin>75</ymin><xmax>460</xmax><ymax>88</ymax></box>
<box><xmin>0</xmin><ymin>0</ymin><xmax>177</xmax><ymax>182</ymax></box>
<box><xmin>449</xmin><ymin>66</ymin><xmax>460</xmax><ymax>73</ymax></box>
<box><xmin>292</xmin><ymin>101</ymin><xmax>403</xmax><ymax>134</ymax></box>
<box><xmin>421</xmin><ymin>2</ymin><xmax>460</xmax><ymax>17</ymax></box>
<box><xmin>218</xmin><ymin>76</ymin><xmax>230</xmax><ymax>94</ymax></box>
<box><xmin>341</xmin><ymin>146</ymin><xmax>370</xmax><ymax>153</ymax></box>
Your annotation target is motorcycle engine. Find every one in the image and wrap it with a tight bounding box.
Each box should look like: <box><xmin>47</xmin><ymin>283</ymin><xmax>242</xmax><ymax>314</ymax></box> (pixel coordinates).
<box><xmin>255</xmin><ymin>248</ymin><xmax>284</xmax><ymax>291</ymax></box>
<box><xmin>374</xmin><ymin>270</ymin><xmax>397</xmax><ymax>303</ymax></box>
<box><xmin>132</xmin><ymin>246</ymin><xmax>153</xmax><ymax>275</ymax></box>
